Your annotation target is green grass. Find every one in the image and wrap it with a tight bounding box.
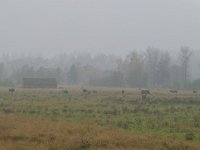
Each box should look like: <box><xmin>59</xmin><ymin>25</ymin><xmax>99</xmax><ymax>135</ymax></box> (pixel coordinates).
<box><xmin>0</xmin><ymin>87</ymin><xmax>199</xmax><ymax>142</ymax></box>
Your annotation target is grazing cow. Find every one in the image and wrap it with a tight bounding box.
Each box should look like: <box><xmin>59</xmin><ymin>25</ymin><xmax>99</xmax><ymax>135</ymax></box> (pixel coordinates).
<box><xmin>82</xmin><ymin>89</ymin><xmax>88</xmax><ymax>93</ymax></box>
<box><xmin>82</xmin><ymin>89</ymin><xmax>91</xmax><ymax>95</ymax></box>
<box><xmin>193</xmin><ymin>90</ymin><xmax>197</xmax><ymax>94</ymax></box>
<box><xmin>92</xmin><ymin>90</ymin><xmax>97</xmax><ymax>94</ymax></box>
<box><xmin>121</xmin><ymin>90</ymin><xmax>125</xmax><ymax>95</ymax></box>
<box><xmin>141</xmin><ymin>89</ymin><xmax>151</xmax><ymax>95</ymax></box>
<box><xmin>169</xmin><ymin>90</ymin><xmax>178</xmax><ymax>93</ymax></box>
<box><xmin>63</xmin><ymin>90</ymin><xmax>69</xmax><ymax>94</ymax></box>
<box><xmin>9</xmin><ymin>88</ymin><xmax>15</xmax><ymax>93</ymax></box>
<box><xmin>141</xmin><ymin>89</ymin><xmax>151</xmax><ymax>100</ymax></box>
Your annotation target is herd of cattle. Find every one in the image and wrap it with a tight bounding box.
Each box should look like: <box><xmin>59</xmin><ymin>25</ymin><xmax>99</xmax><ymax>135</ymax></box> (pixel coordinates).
<box><xmin>7</xmin><ymin>86</ymin><xmax>198</xmax><ymax>102</ymax></box>
<box><xmin>8</xmin><ymin>87</ymin><xmax>198</xmax><ymax>100</ymax></box>
<box><xmin>8</xmin><ymin>88</ymin><xmax>15</xmax><ymax>93</ymax></box>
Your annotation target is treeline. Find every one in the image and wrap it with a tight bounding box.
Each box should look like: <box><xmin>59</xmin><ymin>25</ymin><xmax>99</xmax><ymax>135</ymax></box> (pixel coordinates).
<box><xmin>0</xmin><ymin>47</ymin><xmax>199</xmax><ymax>89</ymax></box>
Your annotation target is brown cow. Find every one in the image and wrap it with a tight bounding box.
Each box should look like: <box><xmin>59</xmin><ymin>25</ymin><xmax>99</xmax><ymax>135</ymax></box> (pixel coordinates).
<box><xmin>169</xmin><ymin>89</ymin><xmax>178</xmax><ymax>93</ymax></box>
<box><xmin>193</xmin><ymin>90</ymin><xmax>197</xmax><ymax>94</ymax></box>
<box><xmin>141</xmin><ymin>89</ymin><xmax>151</xmax><ymax>100</ymax></box>
<box><xmin>9</xmin><ymin>88</ymin><xmax>15</xmax><ymax>93</ymax></box>
<box><xmin>121</xmin><ymin>90</ymin><xmax>125</xmax><ymax>95</ymax></box>
<box><xmin>63</xmin><ymin>90</ymin><xmax>69</xmax><ymax>94</ymax></box>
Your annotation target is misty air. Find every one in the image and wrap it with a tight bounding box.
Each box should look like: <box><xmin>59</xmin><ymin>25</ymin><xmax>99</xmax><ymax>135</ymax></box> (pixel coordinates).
<box><xmin>0</xmin><ymin>0</ymin><xmax>200</xmax><ymax>149</ymax></box>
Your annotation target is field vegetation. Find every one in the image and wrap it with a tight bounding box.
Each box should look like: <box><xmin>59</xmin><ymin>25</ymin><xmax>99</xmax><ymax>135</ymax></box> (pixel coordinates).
<box><xmin>0</xmin><ymin>87</ymin><xmax>199</xmax><ymax>149</ymax></box>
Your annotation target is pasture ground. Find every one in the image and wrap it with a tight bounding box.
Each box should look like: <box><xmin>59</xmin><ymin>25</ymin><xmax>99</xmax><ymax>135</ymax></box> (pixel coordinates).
<box><xmin>0</xmin><ymin>86</ymin><xmax>199</xmax><ymax>150</ymax></box>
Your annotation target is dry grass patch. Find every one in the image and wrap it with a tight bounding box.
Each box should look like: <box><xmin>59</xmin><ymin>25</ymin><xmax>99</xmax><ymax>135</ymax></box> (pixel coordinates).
<box><xmin>0</xmin><ymin>114</ymin><xmax>199</xmax><ymax>150</ymax></box>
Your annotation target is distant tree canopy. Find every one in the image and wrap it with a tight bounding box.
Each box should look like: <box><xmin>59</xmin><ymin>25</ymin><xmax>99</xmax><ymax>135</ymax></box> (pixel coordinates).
<box><xmin>0</xmin><ymin>47</ymin><xmax>198</xmax><ymax>89</ymax></box>
<box><xmin>67</xmin><ymin>64</ymin><xmax>80</xmax><ymax>84</ymax></box>
<box><xmin>123</xmin><ymin>51</ymin><xmax>147</xmax><ymax>87</ymax></box>
<box><xmin>191</xmin><ymin>79</ymin><xmax>200</xmax><ymax>90</ymax></box>
<box><xmin>89</xmin><ymin>71</ymin><xmax>124</xmax><ymax>87</ymax></box>
<box><xmin>179</xmin><ymin>47</ymin><xmax>193</xmax><ymax>88</ymax></box>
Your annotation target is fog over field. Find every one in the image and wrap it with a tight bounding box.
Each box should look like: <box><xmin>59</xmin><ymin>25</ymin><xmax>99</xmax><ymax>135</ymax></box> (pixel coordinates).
<box><xmin>1</xmin><ymin>2</ymin><xmax>200</xmax><ymax>149</ymax></box>
<box><xmin>1</xmin><ymin>0</ymin><xmax>200</xmax><ymax>54</ymax></box>
<box><xmin>0</xmin><ymin>0</ymin><xmax>200</xmax><ymax>88</ymax></box>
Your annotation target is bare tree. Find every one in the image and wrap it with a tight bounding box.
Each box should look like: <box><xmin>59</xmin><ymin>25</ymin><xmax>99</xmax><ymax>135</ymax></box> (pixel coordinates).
<box><xmin>157</xmin><ymin>51</ymin><xmax>171</xmax><ymax>87</ymax></box>
<box><xmin>124</xmin><ymin>51</ymin><xmax>147</xmax><ymax>87</ymax></box>
<box><xmin>145</xmin><ymin>47</ymin><xmax>160</xmax><ymax>87</ymax></box>
<box><xmin>179</xmin><ymin>47</ymin><xmax>193</xmax><ymax>88</ymax></box>
<box><xmin>0</xmin><ymin>63</ymin><xmax>5</xmax><ymax>82</ymax></box>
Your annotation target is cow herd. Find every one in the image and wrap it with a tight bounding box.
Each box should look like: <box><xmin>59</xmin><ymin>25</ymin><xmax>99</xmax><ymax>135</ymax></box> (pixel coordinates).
<box><xmin>8</xmin><ymin>88</ymin><xmax>15</xmax><ymax>93</ymax></box>
<box><xmin>7</xmin><ymin>87</ymin><xmax>198</xmax><ymax>101</ymax></box>
<box><xmin>81</xmin><ymin>89</ymin><xmax>97</xmax><ymax>94</ymax></box>
<box><xmin>169</xmin><ymin>89</ymin><xmax>178</xmax><ymax>93</ymax></box>
<box><xmin>140</xmin><ymin>89</ymin><xmax>199</xmax><ymax>100</ymax></box>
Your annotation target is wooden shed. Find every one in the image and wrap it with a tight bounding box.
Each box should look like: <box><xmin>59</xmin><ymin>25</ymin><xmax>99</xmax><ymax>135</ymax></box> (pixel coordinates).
<box><xmin>22</xmin><ymin>78</ymin><xmax>57</xmax><ymax>88</ymax></box>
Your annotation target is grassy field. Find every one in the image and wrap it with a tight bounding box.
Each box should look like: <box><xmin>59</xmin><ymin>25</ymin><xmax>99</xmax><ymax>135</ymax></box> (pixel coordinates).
<box><xmin>0</xmin><ymin>86</ymin><xmax>199</xmax><ymax>149</ymax></box>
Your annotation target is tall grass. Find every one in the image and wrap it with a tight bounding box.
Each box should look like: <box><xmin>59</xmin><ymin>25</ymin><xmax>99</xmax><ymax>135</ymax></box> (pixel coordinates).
<box><xmin>0</xmin><ymin>87</ymin><xmax>199</xmax><ymax>149</ymax></box>
<box><xmin>0</xmin><ymin>115</ymin><xmax>199</xmax><ymax>150</ymax></box>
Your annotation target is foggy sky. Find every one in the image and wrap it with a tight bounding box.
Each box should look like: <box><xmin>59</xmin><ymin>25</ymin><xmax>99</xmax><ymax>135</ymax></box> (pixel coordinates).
<box><xmin>0</xmin><ymin>0</ymin><xmax>200</xmax><ymax>55</ymax></box>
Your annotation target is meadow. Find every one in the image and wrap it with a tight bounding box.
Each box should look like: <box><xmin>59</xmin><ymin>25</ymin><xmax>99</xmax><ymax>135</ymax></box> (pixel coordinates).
<box><xmin>0</xmin><ymin>87</ymin><xmax>199</xmax><ymax>150</ymax></box>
